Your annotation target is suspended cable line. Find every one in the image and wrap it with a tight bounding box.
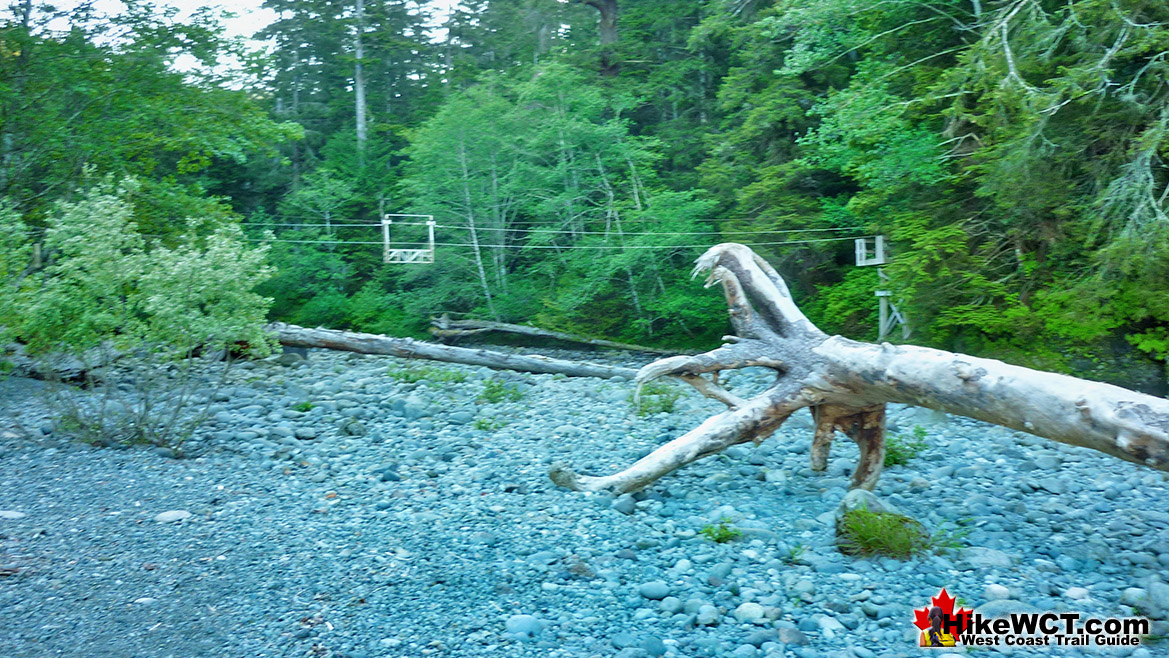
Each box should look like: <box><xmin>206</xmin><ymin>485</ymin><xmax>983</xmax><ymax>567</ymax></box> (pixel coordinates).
<box><xmin>240</xmin><ymin>235</ymin><xmax>870</xmax><ymax>249</ymax></box>
<box><xmin>243</xmin><ymin>221</ymin><xmax>862</xmax><ymax>236</ymax></box>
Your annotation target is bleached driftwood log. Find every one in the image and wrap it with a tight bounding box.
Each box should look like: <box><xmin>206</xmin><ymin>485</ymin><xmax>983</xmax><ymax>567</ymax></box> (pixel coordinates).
<box><xmin>430</xmin><ymin>315</ymin><xmax>680</xmax><ymax>355</ymax></box>
<box><xmin>270</xmin><ymin>323</ymin><xmax>639</xmax><ymax>380</ymax></box>
<box><xmin>549</xmin><ymin>243</ymin><xmax>1169</xmax><ymax>494</ymax></box>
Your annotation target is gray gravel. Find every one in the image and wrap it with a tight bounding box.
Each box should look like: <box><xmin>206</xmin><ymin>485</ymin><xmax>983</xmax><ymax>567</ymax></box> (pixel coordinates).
<box><xmin>1</xmin><ymin>347</ymin><xmax>1167</xmax><ymax>658</ymax></box>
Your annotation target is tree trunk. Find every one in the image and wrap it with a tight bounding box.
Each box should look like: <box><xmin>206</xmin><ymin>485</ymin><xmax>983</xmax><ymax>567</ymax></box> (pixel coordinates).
<box><xmin>270</xmin><ymin>323</ymin><xmax>638</xmax><ymax>380</ymax></box>
<box><xmin>580</xmin><ymin>0</ymin><xmax>619</xmax><ymax>74</ymax></box>
<box><xmin>457</xmin><ymin>141</ymin><xmax>499</xmax><ymax>320</ymax></box>
<box><xmin>354</xmin><ymin>0</ymin><xmax>368</xmax><ymax>163</ymax></box>
<box><xmin>430</xmin><ymin>316</ymin><xmax>682</xmax><ymax>355</ymax></box>
<box><xmin>549</xmin><ymin>243</ymin><xmax>1169</xmax><ymax>495</ymax></box>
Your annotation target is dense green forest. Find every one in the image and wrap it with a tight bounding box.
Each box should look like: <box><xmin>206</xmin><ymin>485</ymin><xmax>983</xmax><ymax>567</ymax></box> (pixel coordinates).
<box><xmin>2</xmin><ymin>0</ymin><xmax>1167</xmax><ymax>391</ymax></box>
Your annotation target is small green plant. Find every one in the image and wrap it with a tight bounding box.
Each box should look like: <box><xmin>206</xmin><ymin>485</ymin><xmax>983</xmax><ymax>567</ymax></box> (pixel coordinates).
<box><xmin>836</xmin><ymin>506</ymin><xmax>930</xmax><ymax>559</ymax></box>
<box><xmin>633</xmin><ymin>380</ymin><xmax>682</xmax><ymax>416</ymax></box>
<box><xmin>472</xmin><ymin>417</ymin><xmax>508</xmax><ymax>431</ymax></box>
<box><xmin>929</xmin><ymin>520</ymin><xmax>972</xmax><ymax>553</ymax></box>
<box><xmin>478</xmin><ymin>378</ymin><xmax>523</xmax><ymax>404</ymax></box>
<box><xmin>884</xmin><ymin>424</ymin><xmax>928</xmax><ymax>466</ymax></box>
<box><xmin>387</xmin><ymin>365</ymin><xmax>468</xmax><ymax>384</ymax></box>
<box><xmin>292</xmin><ymin>400</ymin><xmax>314</xmax><ymax>412</ymax></box>
<box><xmin>699</xmin><ymin>517</ymin><xmax>742</xmax><ymax>543</ymax></box>
<box><xmin>783</xmin><ymin>543</ymin><xmax>808</xmax><ymax>565</ymax></box>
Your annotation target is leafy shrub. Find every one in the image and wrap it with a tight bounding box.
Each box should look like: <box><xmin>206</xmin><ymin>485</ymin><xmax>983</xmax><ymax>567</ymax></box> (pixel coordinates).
<box><xmin>2</xmin><ymin>181</ymin><xmax>274</xmax><ymax>357</ymax></box>
<box><xmin>633</xmin><ymin>380</ymin><xmax>682</xmax><ymax>416</ymax></box>
<box><xmin>699</xmin><ymin>518</ymin><xmax>743</xmax><ymax>543</ymax></box>
<box><xmin>884</xmin><ymin>424</ymin><xmax>928</xmax><ymax>466</ymax></box>
<box><xmin>836</xmin><ymin>507</ymin><xmax>930</xmax><ymax>559</ymax></box>
<box><xmin>0</xmin><ymin>181</ymin><xmax>275</xmax><ymax>450</ymax></box>
<box><xmin>292</xmin><ymin>401</ymin><xmax>314</xmax><ymax>412</ymax></box>
<box><xmin>479</xmin><ymin>378</ymin><xmax>523</xmax><ymax>403</ymax></box>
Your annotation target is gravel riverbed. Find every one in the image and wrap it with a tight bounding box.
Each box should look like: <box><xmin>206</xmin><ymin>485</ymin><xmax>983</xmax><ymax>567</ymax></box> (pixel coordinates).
<box><xmin>1</xmin><ymin>347</ymin><xmax>1167</xmax><ymax>658</ymax></box>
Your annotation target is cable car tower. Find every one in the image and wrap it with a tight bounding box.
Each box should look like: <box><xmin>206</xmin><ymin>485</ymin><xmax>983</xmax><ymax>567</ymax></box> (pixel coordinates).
<box><xmin>855</xmin><ymin>235</ymin><xmax>910</xmax><ymax>341</ymax></box>
<box><xmin>382</xmin><ymin>214</ymin><xmax>436</xmax><ymax>264</ymax></box>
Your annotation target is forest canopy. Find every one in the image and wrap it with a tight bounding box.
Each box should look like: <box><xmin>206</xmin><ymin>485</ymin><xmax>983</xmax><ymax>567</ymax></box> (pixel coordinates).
<box><xmin>1</xmin><ymin>0</ymin><xmax>1167</xmax><ymax>391</ymax></box>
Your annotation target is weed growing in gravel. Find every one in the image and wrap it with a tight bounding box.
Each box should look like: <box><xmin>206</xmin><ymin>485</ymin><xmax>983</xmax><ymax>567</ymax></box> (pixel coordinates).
<box><xmin>387</xmin><ymin>365</ymin><xmax>468</xmax><ymax>384</ymax></box>
<box><xmin>292</xmin><ymin>401</ymin><xmax>314</xmax><ymax>412</ymax></box>
<box><xmin>46</xmin><ymin>352</ymin><xmax>232</xmax><ymax>453</ymax></box>
<box><xmin>699</xmin><ymin>518</ymin><xmax>742</xmax><ymax>543</ymax></box>
<box><xmin>633</xmin><ymin>380</ymin><xmax>682</xmax><ymax>416</ymax></box>
<box><xmin>837</xmin><ymin>506</ymin><xmax>930</xmax><ymax>559</ymax></box>
<box><xmin>472</xmin><ymin>417</ymin><xmax>508</xmax><ymax>431</ymax></box>
<box><xmin>783</xmin><ymin>543</ymin><xmax>808</xmax><ymax>565</ymax></box>
<box><xmin>884</xmin><ymin>424</ymin><xmax>928</xmax><ymax>466</ymax></box>
<box><xmin>478</xmin><ymin>378</ymin><xmax>523</xmax><ymax>403</ymax></box>
<box><xmin>929</xmin><ymin>519</ymin><xmax>972</xmax><ymax>553</ymax></box>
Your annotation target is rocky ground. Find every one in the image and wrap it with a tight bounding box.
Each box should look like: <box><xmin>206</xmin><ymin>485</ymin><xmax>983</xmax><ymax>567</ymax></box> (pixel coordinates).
<box><xmin>0</xmin><ymin>347</ymin><xmax>1167</xmax><ymax>658</ymax></box>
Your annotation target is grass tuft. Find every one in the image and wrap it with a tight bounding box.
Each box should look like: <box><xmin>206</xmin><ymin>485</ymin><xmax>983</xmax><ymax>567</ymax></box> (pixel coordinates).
<box><xmin>837</xmin><ymin>506</ymin><xmax>930</xmax><ymax>559</ymax></box>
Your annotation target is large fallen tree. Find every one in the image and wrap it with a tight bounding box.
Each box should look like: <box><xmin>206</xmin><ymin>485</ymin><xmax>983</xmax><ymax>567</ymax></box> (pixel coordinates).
<box><xmin>270</xmin><ymin>323</ymin><xmax>639</xmax><ymax>380</ymax></box>
<box><xmin>548</xmin><ymin>243</ymin><xmax>1169</xmax><ymax>494</ymax></box>
<box><xmin>429</xmin><ymin>315</ymin><xmax>681</xmax><ymax>355</ymax></box>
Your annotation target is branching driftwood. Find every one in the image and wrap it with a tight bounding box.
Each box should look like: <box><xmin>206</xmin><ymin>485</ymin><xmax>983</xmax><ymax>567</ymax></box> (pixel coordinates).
<box><xmin>429</xmin><ymin>315</ymin><xmax>680</xmax><ymax>355</ymax></box>
<box><xmin>549</xmin><ymin>243</ymin><xmax>1169</xmax><ymax>494</ymax></box>
<box><xmin>270</xmin><ymin>323</ymin><xmax>639</xmax><ymax>380</ymax></box>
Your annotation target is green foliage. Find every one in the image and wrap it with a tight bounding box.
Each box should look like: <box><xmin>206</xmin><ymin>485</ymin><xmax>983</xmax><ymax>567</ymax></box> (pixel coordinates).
<box><xmin>472</xmin><ymin>417</ymin><xmax>508</xmax><ymax>431</ymax></box>
<box><xmin>634</xmin><ymin>380</ymin><xmax>683</xmax><ymax>416</ymax></box>
<box><xmin>292</xmin><ymin>401</ymin><xmax>314</xmax><ymax>412</ymax></box>
<box><xmin>929</xmin><ymin>520</ymin><xmax>973</xmax><ymax>554</ymax></box>
<box><xmin>837</xmin><ymin>507</ymin><xmax>931</xmax><ymax>559</ymax></box>
<box><xmin>783</xmin><ymin>543</ymin><xmax>808</xmax><ymax>565</ymax></box>
<box><xmin>0</xmin><ymin>6</ymin><xmax>299</xmax><ymax>222</ymax></box>
<box><xmin>699</xmin><ymin>518</ymin><xmax>743</xmax><ymax>543</ymax></box>
<box><xmin>11</xmin><ymin>0</ymin><xmax>1166</xmax><ymax>382</ymax></box>
<box><xmin>884</xmin><ymin>425</ymin><xmax>928</xmax><ymax>467</ymax></box>
<box><xmin>478</xmin><ymin>378</ymin><xmax>524</xmax><ymax>404</ymax></box>
<box><xmin>0</xmin><ymin>182</ymin><xmax>275</xmax><ymax>358</ymax></box>
<box><xmin>387</xmin><ymin>365</ymin><xmax>468</xmax><ymax>385</ymax></box>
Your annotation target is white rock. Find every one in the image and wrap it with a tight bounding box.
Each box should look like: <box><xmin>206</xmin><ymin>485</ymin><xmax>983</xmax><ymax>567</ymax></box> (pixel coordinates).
<box><xmin>1064</xmin><ymin>586</ymin><xmax>1090</xmax><ymax>600</ymax></box>
<box><xmin>134</xmin><ymin>597</ymin><xmax>157</xmax><ymax>605</ymax></box>
<box><xmin>696</xmin><ymin>605</ymin><xmax>721</xmax><ymax>626</ymax></box>
<box><xmin>984</xmin><ymin>584</ymin><xmax>1011</xmax><ymax>601</ymax></box>
<box><xmin>0</xmin><ymin>510</ymin><xmax>26</xmax><ymax>520</ymax></box>
<box><xmin>818</xmin><ymin>615</ymin><xmax>845</xmax><ymax>632</ymax></box>
<box><xmin>961</xmin><ymin>547</ymin><xmax>1013</xmax><ymax>568</ymax></box>
<box><xmin>154</xmin><ymin>510</ymin><xmax>192</xmax><ymax>523</ymax></box>
<box><xmin>733</xmin><ymin>602</ymin><xmax>766</xmax><ymax>623</ymax></box>
<box><xmin>1121</xmin><ymin>587</ymin><xmax>1149</xmax><ymax>607</ymax></box>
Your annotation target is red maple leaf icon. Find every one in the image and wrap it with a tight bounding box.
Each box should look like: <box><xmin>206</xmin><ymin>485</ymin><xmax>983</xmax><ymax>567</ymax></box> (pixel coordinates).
<box><xmin>913</xmin><ymin>588</ymin><xmax>971</xmax><ymax>634</ymax></box>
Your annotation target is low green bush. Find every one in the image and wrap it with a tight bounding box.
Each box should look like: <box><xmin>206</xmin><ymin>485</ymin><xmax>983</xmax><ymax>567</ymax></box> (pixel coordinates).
<box><xmin>884</xmin><ymin>424</ymin><xmax>928</xmax><ymax>466</ymax></box>
<box><xmin>479</xmin><ymin>378</ymin><xmax>524</xmax><ymax>403</ymax></box>
<box><xmin>634</xmin><ymin>380</ymin><xmax>682</xmax><ymax>416</ymax></box>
